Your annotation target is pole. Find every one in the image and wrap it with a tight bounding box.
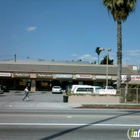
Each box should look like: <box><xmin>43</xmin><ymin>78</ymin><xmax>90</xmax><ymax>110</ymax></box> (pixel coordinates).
<box><xmin>106</xmin><ymin>51</ymin><xmax>108</xmax><ymax>87</ymax></box>
<box><xmin>99</xmin><ymin>47</ymin><xmax>111</xmax><ymax>87</ymax></box>
<box><xmin>14</xmin><ymin>54</ymin><xmax>16</xmax><ymax>62</ymax></box>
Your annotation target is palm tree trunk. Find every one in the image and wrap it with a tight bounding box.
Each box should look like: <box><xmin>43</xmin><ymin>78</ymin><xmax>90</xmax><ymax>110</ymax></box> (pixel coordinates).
<box><xmin>98</xmin><ymin>55</ymin><xmax>99</xmax><ymax>64</ymax></box>
<box><xmin>117</xmin><ymin>21</ymin><xmax>122</xmax><ymax>95</ymax></box>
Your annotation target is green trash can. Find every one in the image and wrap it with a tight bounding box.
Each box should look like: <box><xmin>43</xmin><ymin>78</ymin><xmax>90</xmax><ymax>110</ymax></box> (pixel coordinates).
<box><xmin>63</xmin><ymin>95</ymin><xmax>68</xmax><ymax>103</ymax></box>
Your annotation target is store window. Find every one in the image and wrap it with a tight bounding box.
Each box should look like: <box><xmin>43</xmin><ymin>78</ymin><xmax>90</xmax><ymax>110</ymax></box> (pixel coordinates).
<box><xmin>15</xmin><ymin>79</ymin><xmax>31</xmax><ymax>90</ymax></box>
<box><xmin>36</xmin><ymin>80</ymin><xmax>51</xmax><ymax>91</ymax></box>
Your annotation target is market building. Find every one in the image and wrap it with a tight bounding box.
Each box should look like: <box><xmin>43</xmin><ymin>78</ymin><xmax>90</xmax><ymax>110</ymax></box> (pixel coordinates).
<box><xmin>0</xmin><ymin>61</ymin><xmax>139</xmax><ymax>92</ymax></box>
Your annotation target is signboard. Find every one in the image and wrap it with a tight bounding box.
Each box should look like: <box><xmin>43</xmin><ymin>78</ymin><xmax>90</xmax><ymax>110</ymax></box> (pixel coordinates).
<box><xmin>0</xmin><ymin>73</ymin><xmax>11</xmax><ymax>77</ymax></box>
<box><xmin>14</xmin><ymin>73</ymin><xmax>30</xmax><ymax>77</ymax></box>
<box><xmin>121</xmin><ymin>75</ymin><xmax>140</xmax><ymax>81</ymax></box>
<box><xmin>96</xmin><ymin>75</ymin><xmax>112</xmax><ymax>79</ymax></box>
<box><xmin>37</xmin><ymin>74</ymin><xmax>52</xmax><ymax>78</ymax></box>
<box><xmin>76</xmin><ymin>74</ymin><xmax>92</xmax><ymax>79</ymax></box>
<box><xmin>56</xmin><ymin>74</ymin><xmax>73</xmax><ymax>78</ymax></box>
<box><xmin>99</xmin><ymin>89</ymin><xmax>116</xmax><ymax>95</ymax></box>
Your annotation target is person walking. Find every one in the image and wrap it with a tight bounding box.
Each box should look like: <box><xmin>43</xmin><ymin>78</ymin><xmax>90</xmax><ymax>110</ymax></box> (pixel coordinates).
<box><xmin>23</xmin><ymin>86</ymin><xmax>29</xmax><ymax>101</ymax></box>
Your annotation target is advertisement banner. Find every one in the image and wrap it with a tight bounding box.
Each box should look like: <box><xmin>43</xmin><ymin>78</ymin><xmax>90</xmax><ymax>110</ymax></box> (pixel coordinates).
<box><xmin>122</xmin><ymin>75</ymin><xmax>140</xmax><ymax>81</ymax></box>
<box><xmin>99</xmin><ymin>89</ymin><xmax>116</xmax><ymax>95</ymax></box>
<box><xmin>56</xmin><ymin>74</ymin><xmax>73</xmax><ymax>78</ymax></box>
<box><xmin>0</xmin><ymin>73</ymin><xmax>11</xmax><ymax>77</ymax></box>
<box><xmin>76</xmin><ymin>74</ymin><xmax>92</xmax><ymax>79</ymax></box>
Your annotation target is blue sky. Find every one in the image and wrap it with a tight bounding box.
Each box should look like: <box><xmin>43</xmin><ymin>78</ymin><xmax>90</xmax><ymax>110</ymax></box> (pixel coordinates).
<box><xmin>0</xmin><ymin>0</ymin><xmax>140</xmax><ymax>66</ymax></box>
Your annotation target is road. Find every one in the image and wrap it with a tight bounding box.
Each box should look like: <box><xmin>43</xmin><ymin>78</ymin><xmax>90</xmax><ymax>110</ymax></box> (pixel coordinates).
<box><xmin>0</xmin><ymin>109</ymin><xmax>140</xmax><ymax>140</ymax></box>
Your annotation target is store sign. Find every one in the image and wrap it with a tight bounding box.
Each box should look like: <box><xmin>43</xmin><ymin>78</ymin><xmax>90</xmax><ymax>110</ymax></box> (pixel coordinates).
<box><xmin>14</xmin><ymin>73</ymin><xmax>30</xmax><ymax>77</ymax></box>
<box><xmin>76</xmin><ymin>74</ymin><xmax>92</xmax><ymax>79</ymax></box>
<box><xmin>56</xmin><ymin>74</ymin><xmax>73</xmax><ymax>78</ymax></box>
<box><xmin>0</xmin><ymin>73</ymin><xmax>11</xmax><ymax>77</ymax></box>
<box><xmin>37</xmin><ymin>74</ymin><xmax>52</xmax><ymax>78</ymax></box>
<box><xmin>96</xmin><ymin>75</ymin><xmax>112</xmax><ymax>79</ymax></box>
<box><xmin>122</xmin><ymin>75</ymin><xmax>140</xmax><ymax>81</ymax></box>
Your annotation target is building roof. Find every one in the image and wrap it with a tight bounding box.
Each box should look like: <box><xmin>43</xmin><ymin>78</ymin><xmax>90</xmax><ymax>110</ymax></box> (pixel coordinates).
<box><xmin>0</xmin><ymin>61</ymin><xmax>137</xmax><ymax>75</ymax></box>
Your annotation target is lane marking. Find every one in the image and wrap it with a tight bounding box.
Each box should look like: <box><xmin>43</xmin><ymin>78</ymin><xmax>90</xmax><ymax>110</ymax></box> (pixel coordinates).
<box><xmin>0</xmin><ymin>114</ymin><xmax>139</xmax><ymax>118</ymax></box>
<box><xmin>0</xmin><ymin>123</ymin><xmax>140</xmax><ymax>127</ymax></box>
<box><xmin>67</xmin><ymin>116</ymin><xmax>72</xmax><ymax>118</ymax></box>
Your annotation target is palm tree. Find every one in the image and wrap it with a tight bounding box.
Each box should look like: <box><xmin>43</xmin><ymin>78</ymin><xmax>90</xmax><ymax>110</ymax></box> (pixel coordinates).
<box><xmin>95</xmin><ymin>47</ymin><xmax>102</xmax><ymax>64</ymax></box>
<box><xmin>103</xmin><ymin>0</ymin><xmax>137</xmax><ymax>94</ymax></box>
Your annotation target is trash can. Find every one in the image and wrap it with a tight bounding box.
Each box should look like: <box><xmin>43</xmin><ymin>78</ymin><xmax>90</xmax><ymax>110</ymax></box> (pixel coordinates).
<box><xmin>63</xmin><ymin>95</ymin><xmax>68</xmax><ymax>103</ymax></box>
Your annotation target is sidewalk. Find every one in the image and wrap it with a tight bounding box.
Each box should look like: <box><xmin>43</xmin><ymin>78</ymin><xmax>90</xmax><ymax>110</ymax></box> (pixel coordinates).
<box><xmin>1</xmin><ymin>101</ymin><xmax>140</xmax><ymax>110</ymax></box>
<box><xmin>0</xmin><ymin>101</ymin><xmax>82</xmax><ymax>109</ymax></box>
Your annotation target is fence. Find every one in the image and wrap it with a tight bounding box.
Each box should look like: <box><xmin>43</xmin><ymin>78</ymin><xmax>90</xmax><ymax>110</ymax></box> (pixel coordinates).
<box><xmin>120</xmin><ymin>88</ymin><xmax>140</xmax><ymax>103</ymax></box>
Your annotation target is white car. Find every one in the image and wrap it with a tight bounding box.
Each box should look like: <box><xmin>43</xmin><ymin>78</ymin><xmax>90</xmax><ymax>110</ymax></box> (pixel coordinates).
<box><xmin>52</xmin><ymin>86</ymin><xmax>62</xmax><ymax>94</ymax></box>
<box><xmin>71</xmin><ymin>85</ymin><xmax>102</xmax><ymax>94</ymax></box>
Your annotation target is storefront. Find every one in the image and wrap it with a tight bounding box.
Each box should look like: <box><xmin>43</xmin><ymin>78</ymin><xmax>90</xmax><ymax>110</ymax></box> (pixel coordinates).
<box><xmin>0</xmin><ymin>73</ymin><xmax>12</xmax><ymax>91</ymax></box>
<box><xmin>0</xmin><ymin>62</ymin><xmax>138</xmax><ymax>92</ymax></box>
<box><xmin>36</xmin><ymin>74</ymin><xmax>53</xmax><ymax>91</ymax></box>
<box><xmin>0</xmin><ymin>72</ymin><xmax>125</xmax><ymax>91</ymax></box>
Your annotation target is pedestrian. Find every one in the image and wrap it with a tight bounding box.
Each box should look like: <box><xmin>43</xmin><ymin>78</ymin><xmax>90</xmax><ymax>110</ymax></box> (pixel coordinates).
<box><xmin>22</xmin><ymin>87</ymin><xmax>29</xmax><ymax>101</ymax></box>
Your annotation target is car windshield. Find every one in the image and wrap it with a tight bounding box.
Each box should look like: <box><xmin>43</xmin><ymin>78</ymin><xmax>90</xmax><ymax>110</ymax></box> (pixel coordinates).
<box><xmin>107</xmin><ymin>86</ymin><xmax>114</xmax><ymax>89</ymax></box>
<box><xmin>96</xmin><ymin>87</ymin><xmax>102</xmax><ymax>90</ymax></box>
<box><xmin>66</xmin><ymin>85</ymin><xmax>72</xmax><ymax>89</ymax></box>
<box><xmin>53</xmin><ymin>86</ymin><xmax>60</xmax><ymax>89</ymax></box>
<box><xmin>103</xmin><ymin>86</ymin><xmax>114</xmax><ymax>89</ymax></box>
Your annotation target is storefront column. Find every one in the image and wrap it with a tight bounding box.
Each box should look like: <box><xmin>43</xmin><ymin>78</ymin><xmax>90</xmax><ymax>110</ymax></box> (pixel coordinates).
<box><xmin>31</xmin><ymin>79</ymin><xmax>36</xmax><ymax>92</ymax></box>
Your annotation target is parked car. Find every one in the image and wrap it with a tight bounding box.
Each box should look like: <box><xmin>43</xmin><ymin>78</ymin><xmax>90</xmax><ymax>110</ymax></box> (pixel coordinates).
<box><xmin>0</xmin><ymin>85</ymin><xmax>4</xmax><ymax>94</ymax></box>
<box><xmin>103</xmin><ymin>86</ymin><xmax>114</xmax><ymax>89</ymax></box>
<box><xmin>71</xmin><ymin>85</ymin><xmax>102</xmax><ymax>94</ymax></box>
<box><xmin>2</xmin><ymin>85</ymin><xmax>9</xmax><ymax>92</ymax></box>
<box><xmin>52</xmin><ymin>86</ymin><xmax>62</xmax><ymax>94</ymax></box>
<box><xmin>93</xmin><ymin>86</ymin><xmax>102</xmax><ymax>94</ymax></box>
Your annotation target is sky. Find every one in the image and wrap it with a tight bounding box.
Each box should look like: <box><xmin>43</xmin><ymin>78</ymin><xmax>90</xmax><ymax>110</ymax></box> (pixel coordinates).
<box><xmin>0</xmin><ymin>0</ymin><xmax>140</xmax><ymax>66</ymax></box>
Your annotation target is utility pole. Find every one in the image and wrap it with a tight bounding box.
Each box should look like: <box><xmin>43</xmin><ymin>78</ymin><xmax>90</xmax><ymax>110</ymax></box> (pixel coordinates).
<box><xmin>14</xmin><ymin>54</ymin><xmax>16</xmax><ymax>62</ymax></box>
<box><xmin>99</xmin><ymin>47</ymin><xmax>111</xmax><ymax>87</ymax></box>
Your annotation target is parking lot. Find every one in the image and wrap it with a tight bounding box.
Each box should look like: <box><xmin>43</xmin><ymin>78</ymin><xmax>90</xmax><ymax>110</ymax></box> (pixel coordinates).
<box><xmin>0</xmin><ymin>90</ymin><xmax>65</xmax><ymax>102</ymax></box>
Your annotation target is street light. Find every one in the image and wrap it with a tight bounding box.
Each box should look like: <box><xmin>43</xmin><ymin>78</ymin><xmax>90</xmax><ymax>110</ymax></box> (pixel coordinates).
<box><xmin>99</xmin><ymin>47</ymin><xmax>111</xmax><ymax>87</ymax></box>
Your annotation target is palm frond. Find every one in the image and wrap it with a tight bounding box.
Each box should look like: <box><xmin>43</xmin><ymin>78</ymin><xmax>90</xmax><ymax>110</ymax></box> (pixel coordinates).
<box><xmin>103</xmin><ymin>0</ymin><xmax>137</xmax><ymax>21</ymax></box>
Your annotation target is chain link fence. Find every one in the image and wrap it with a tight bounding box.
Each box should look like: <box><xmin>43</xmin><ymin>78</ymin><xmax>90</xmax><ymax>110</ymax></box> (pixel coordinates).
<box><xmin>120</xmin><ymin>88</ymin><xmax>140</xmax><ymax>103</ymax></box>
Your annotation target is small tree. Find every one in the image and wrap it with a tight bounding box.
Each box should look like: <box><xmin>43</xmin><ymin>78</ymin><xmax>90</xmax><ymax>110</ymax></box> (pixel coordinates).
<box><xmin>100</xmin><ymin>55</ymin><xmax>114</xmax><ymax>65</ymax></box>
<box><xmin>91</xmin><ymin>61</ymin><xmax>96</xmax><ymax>64</ymax></box>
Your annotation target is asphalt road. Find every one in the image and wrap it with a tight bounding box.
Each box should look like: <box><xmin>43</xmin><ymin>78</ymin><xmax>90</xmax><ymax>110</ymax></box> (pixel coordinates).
<box><xmin>0</xmin><ymin>109</ymin><xmax>140</xmax><ymax>140</ymax></box>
